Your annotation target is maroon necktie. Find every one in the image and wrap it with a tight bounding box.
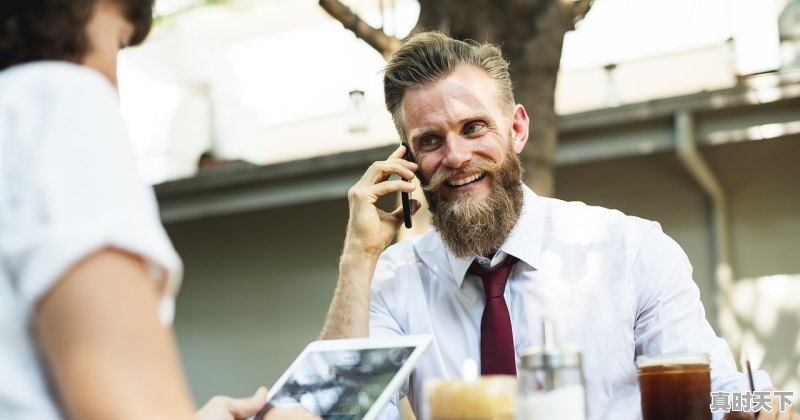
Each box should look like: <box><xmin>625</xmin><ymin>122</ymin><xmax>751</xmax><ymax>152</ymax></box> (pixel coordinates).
<box><xmin>469</xmin><ymin>255</ymin><xmax>519</xmax><ymax>376</ymax></box>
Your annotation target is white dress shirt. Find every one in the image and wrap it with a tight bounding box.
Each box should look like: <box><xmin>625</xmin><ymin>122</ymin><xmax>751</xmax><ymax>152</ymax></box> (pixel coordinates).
<box><xmin>0</xmin><ymin>62</ymin><xmax>182</xmax><ymax>419</ymax></box>
<box><xmin>369</xmin><ymin>185</ymin><xmax>769</xmax><ymax>420</ymax></box>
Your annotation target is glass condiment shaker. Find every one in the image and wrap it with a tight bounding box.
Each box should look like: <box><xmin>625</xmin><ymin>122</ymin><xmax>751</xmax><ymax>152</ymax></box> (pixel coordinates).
<box><xmin>517</xmin><ymin>320</ymin><xmax>586</xmax><ymax>420</ymax></box>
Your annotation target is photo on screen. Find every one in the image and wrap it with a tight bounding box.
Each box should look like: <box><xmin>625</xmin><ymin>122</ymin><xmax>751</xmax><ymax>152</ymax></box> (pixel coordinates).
<box><xmin>269</xmin><ymin>346</ymin><xmax>415</xmax><ymax>420</ymax></box>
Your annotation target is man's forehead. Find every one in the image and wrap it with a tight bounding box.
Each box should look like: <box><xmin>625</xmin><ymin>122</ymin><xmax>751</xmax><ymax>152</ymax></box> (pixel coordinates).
<box><xmin>404</xmin><ymin>81</ymin><xmax>487</xmax><ymax>116</ymax></box>
<box><xmin>400</xmin><ymin>66</ymin><xmax>498</xmax><ymax>132</ymax></box>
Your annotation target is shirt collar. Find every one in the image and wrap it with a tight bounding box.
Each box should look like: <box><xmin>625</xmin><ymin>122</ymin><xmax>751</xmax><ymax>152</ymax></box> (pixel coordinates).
<box><xmin>414</xmin><ymin>184</ymin><xmax>545</xmax><ymax>287</ymax></box>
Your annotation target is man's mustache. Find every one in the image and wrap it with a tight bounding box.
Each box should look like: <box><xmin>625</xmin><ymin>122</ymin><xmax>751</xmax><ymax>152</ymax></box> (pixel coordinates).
<box><xmin>422</xmin><ymin>159</ymin><xmax>503</xmax><ymax>193</ymax></box>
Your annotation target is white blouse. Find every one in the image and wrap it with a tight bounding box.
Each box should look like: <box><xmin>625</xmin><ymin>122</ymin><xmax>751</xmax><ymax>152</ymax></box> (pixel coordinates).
<box><xmin>0</xmin><ymin>62</ymin><xmax>182</xmax><ymax>419</ymax></box>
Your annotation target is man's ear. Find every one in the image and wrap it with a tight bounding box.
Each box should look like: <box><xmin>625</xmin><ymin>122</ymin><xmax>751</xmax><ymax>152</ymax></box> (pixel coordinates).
<box><xmin>510</xmin><ymin>104</ymin><xmax>529</xmax><ymax>153</ymax></box>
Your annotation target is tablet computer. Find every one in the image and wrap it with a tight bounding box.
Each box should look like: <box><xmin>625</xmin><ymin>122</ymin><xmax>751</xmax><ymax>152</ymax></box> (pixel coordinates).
<box><xmin>256</xmin><ymin>335</ymin><xmax>433</xmax><ymax>420</ymax></box>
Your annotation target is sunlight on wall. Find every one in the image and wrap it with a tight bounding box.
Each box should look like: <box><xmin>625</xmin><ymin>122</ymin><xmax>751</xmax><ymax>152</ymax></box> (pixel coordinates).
<box><xmin>226</xmin><ymin>23</ymin><xmax>386</xmax><ymax>128</ymax></box>
<box><xmin>563</xmin><ymin>0</ymin><xmax>731</xmax><ymax>70</ymax></box>
<box><xmin>721</xmin><ymin>273</ymin><xmax>800</xmax><ymax>397</ymax></box>
<box><xmin>731</xmin><ymin>0</ymin><xmax>783</xmax><ymax>74</ymax></box>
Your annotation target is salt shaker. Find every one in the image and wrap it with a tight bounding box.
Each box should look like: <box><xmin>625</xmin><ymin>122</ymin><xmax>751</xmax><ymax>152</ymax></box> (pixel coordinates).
<box><xmin>517</xmin><ymin>320</ymin><xmax>586</xmax><ymax>420</ymax></box>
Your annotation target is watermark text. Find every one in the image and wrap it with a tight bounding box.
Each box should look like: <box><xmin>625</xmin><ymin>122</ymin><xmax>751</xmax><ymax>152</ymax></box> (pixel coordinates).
<box><xmin>710</xmin><ymin>391</ymin><xmax>794</xmax><ymax>413</ymax></box>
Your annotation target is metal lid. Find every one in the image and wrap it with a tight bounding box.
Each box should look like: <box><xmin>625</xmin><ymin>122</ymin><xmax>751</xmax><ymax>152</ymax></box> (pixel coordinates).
<box><xmin>519</xmin><ymin>319</ymin><xmax>582</xmax><ymax>370</ymax></box>
<box><xmin>520</xmin><ymin>346</ymin><xmax>582</xmax><ymax>369</ymax></box>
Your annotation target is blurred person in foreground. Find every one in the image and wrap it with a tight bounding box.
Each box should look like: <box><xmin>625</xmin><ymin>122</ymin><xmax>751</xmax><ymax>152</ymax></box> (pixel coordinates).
<box><xmin>0</xmin><ymin>1</ymin><xmax>309</xmax><ymax>419</ymax></box>
<box><xmin>320</xmin><ymin>31</ymin><xmax>797</xmax><ymax>420</ymax></box>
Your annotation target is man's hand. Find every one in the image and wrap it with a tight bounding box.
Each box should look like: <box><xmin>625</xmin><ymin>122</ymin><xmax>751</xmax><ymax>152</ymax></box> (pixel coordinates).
<box><xmin>754</xmin><ymin>391</ymin><xmax>798</xmax><ymax>420</ymax></box>
<box><xmin>320</xmin><ymin>145</ymin><xmax>419</xmax><ymax>339</ymax></box>
<box><xmin>344</xmin><ymin>145</ymin><xmax>419</xmax><ymax>258</ymax></box>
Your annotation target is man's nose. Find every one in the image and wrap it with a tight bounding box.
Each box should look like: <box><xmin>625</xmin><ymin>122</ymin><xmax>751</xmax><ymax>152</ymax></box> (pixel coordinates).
<box><xmin>441</xmin><ymin>136</ymin><xmax>471</xmax><ymax>169</ymax></box>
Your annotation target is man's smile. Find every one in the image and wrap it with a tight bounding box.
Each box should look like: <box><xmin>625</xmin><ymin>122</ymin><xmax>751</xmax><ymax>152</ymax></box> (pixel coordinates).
<box><xmin>446</xmin><ymin>172</ymin><xmax>486</xmax><ymax>189</ymax></box>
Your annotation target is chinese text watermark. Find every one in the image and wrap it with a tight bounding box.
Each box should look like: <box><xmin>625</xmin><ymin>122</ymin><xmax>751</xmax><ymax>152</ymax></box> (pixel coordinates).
<box><xmin>710</xmin><ymin>391</ymin><xmax>794</xmax><ymax>413</ymax></box>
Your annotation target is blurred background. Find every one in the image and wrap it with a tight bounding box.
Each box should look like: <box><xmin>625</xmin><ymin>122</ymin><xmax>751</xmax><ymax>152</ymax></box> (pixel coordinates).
<box><xmin>118</xmin><ymin>0</ymin><xmax>800</xmax><ymax>408</ymax></box>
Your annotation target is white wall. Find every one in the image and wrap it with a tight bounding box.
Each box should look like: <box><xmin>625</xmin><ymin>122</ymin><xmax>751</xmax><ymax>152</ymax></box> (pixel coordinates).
<box><xmin>168</xmin><ymin>199</ymin><xmax>349</xmax><ymax>402</ymax></box>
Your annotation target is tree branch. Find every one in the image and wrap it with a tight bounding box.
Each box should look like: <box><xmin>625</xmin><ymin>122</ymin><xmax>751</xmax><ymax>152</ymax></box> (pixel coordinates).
<box><xmin>570</xmin><ymin>0</ymin><xmax>594</xmax><ymax>29</ymax></box>
<box><xmin>319</xmin><ymin>0</ymin><xmax>401</xmax><ymax>59</ymax></box>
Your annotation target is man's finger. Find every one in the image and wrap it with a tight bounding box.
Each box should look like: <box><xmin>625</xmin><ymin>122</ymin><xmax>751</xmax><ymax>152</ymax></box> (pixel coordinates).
<box><xmin>389</xmin><ymin>199</ymin><xmax>422</xmax><ymax>224</ymax></box>
<box><xmin>387</xmin><ymin>157</ymin><xmax>418</xmax><ymax>176</ymax></box>
<box><xmin>368</xmin><ymin>179</ymin><xmax>417</xmax><ymax>198</ymax></box>
<box><xmin>389</xmin><ymin>144</ymin><xmax>407</xmax><ymax>160</ymax></box>
<box><xmin>348</xmin><ymin>179</ymin><xmax>416</xmax><ymax>207</ymax></box>
<box><xmin>388</xmin><ymin>205</ymin><xmax>405</xmax><ymax>225</ymax></box>
<box><xmin>774</xmin><ymin>404</ymin><xmax>798</xmax><ymax>420</ymax></box>
<box><xmin>361</xmin><ymin>160</ymin><xmax>417</xmax><ymax>185</ymax></box>
<box><xmin>757</xmin><ymin>406</ymin><xmax>778</xmax><ymax>420</ymax></box>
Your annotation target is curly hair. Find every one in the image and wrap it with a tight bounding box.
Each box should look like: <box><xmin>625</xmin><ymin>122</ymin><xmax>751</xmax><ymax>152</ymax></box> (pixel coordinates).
<box><xmin>0</xmin><ymin>0</ymin><xmax>154</xmax><ymax>71</ymax></box>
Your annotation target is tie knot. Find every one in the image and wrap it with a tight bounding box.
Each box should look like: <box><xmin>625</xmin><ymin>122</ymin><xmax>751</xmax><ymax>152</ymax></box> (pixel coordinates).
<box><xmin>469</xmin><ymin>256</ymin><xmax>519</xmax><ymax>299</ymax></box>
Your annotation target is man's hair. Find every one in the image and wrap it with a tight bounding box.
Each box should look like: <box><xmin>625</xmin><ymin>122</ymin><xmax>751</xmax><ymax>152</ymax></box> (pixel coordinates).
<box><xmin>0</xmin><ymin>0</ymin><xmax>154</xmax><ymax>71</ymax></box>
<box><xmin>383</xmin><ymin>31</ymin><xmax>515</xmax><ymax>140</ymax></box>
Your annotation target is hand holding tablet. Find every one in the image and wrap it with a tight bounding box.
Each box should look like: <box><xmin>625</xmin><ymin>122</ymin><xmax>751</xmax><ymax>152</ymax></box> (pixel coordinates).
<box><xmin>254</xmin><ymin>335</ymin><xmax>432</xmax><ymax>420</ymax></box>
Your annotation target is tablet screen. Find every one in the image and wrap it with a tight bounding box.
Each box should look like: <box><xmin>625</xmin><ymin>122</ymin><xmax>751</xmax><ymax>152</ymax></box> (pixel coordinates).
<box><xmin>268</xmin><ymin>346</ymin><xmax>415</xmax><ymax>419</ymax></box>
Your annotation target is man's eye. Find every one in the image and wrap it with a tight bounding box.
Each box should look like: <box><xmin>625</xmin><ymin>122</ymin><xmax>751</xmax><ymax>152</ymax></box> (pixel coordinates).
<box><xmin>420</xmin><ymin>136</ymin><xmax>440</xmax><ymax>147</ymax></box>
<box><xmin>464</xmin><ymin>122</ymin><xmax>486</xmax><ymax>136</ymax></box>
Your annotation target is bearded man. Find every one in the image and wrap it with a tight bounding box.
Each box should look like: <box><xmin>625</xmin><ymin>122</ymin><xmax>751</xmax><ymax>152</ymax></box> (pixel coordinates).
<box><xmin>320</xmin><ymin>32</ymin><xmax>791</xmax><ymax>420</ymax></box>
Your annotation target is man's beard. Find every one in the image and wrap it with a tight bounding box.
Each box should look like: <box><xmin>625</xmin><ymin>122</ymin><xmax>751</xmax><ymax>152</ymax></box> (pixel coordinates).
<box><xmin>422</xmin><ymin>142</ymin><xmax>524</xmax><ymax>258</ymax></box>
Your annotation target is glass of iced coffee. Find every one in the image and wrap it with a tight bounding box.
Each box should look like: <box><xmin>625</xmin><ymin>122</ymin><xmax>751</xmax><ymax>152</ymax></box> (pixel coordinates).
<box><xmin>637</xmin><ymin>353</ymin><xmax>711</xmax><ymax>420</ymax></box>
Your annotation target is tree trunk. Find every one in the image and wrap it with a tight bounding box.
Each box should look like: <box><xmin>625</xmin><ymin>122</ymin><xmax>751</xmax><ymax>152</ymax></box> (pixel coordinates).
<box><xmin>414</xmin><ymin>0</ymin><xmax>574</xmax><ymax>197</ymax></box>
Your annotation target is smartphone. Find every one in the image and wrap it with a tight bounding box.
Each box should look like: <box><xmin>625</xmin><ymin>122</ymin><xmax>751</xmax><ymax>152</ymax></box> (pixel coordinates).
<box><xmin>401</xmin><ymin>142</ymin><xmax>415</xmax><ymax>229</ymax></box>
